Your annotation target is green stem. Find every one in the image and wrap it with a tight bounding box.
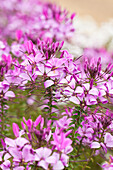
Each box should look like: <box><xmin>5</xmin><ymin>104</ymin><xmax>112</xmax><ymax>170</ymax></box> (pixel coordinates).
<box><xmin>1</xmin><ymin>96</ymin><xmax>5</xmax><ymax>133</ymax></box>
<box><xmin>48</xmin><ymin>87</ymin><xmax>53</xmax><ymax>118</ymax></box>
<box><xmin>82</xmin><ymin>150</ymin><xmax>95</xmax><ymax>170</ymax></box>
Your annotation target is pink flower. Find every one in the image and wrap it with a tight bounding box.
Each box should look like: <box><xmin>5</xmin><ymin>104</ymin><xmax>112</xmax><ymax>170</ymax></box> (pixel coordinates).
<box><xmin>104</xmin><ymin>133</ymin><xmax>113</xmax><ymax>147</ymax></box>
<box><xmin>51</xmin><ymin>131</ymin><xmax>73</xmax><ymax>153</ymax></box>
<box><xmin>9</xmin><ymin>145</ymin><xmax>34</xmax><ymax>163</ymax></box>
<box><xmin>35</xmin><ymin>147</ymin><xmax>56</xmax><ymax>170</ymax></box>
<box><xmin>55</xmin><ymin>116</ymin><xmax>72</xmax><ymax>130</ymax></box>
<box><xmin>0</xmin><ymin>81</ymin><xmax>15</xmax><ymax>99</ymax></box>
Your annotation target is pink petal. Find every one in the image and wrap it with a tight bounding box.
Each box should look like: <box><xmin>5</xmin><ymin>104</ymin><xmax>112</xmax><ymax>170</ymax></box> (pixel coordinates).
<box><xmin>5</xmin><ymin>91</ymin><xmax>15</xmax><ymax>98</ymax></box>
<box><xmin>13</xmin><ymin>123</ymin><xmax>19</xmax><ymax>137</ymax></box>
<box><xmin>86</xmin><ymin>128</ymin><xmax>94</xmax><ymax>133</ymax></box>
<box><xmin>100</xmin><ymin>143</ymin><xmax>107</xmax><ymax>153</ymax></box>
<box><xmin>19</xmin><ymin>73</ymin><xmax>31</xmax><ymax>81</ymax></box>
<box><xmin>13</xmin><ymin>166</ymin><xmax>25</xmax><ymax>170</ymax></box>
<box><xmin>16</xmin><ymin>137</ymin><xmax>29</xmax><ymax>148</ymax></box>
<box><xmin>22</xmin><ymin>145</ymin><xmax>34</xmax><ymax>162</ymax></box>
<box><xmin>38</xmin><ymin>160</ymin><xmax>48</xmax><ymax>170</ymax></box>
<box><xmin>106</xmin><ymin>142</ymin><xmax>113</xmax><ymax>148</ymax></box>
<box><xmin>1</xmin><ymin>160</ymin><xmax>11</xmax><ymax>169</ymax></box>
<box><xmin>46</xmin><ymin>156</ymin><xmax>56</xmax><ymax>164</ymax></box>
<box><xmin>63</xmin><ymin>138</ymin><xmax>72</xmax><ymax>149</ymax></box>
<box><xmin>69</xmin><ymin>78</ymin><xmax>75</xmax><ymax>89</ymax></box>
<box><xmin>64</xmin><ymin>145</ymin><xmax>73</xmax><ymax>154</ymax></box>
<box><xmin>61</xmin><ymin>153</ymin><xmax>69</xmax><ymax>166</ymax></box>
<box><xmin>53</xmin><ymin>160</ymin><xmax>64</xmax><ymax>170</ymax></box>
<box><xmin>89</xmin><ymin>96</ymin><xmax>97</xmax><ymax>103</ymax></box>
<box><xmin>75</xmin><ymin>86</ymin><xmax>83</xmax><ymax>94</ymax></box>
<box><xmin>69</xmin><ymin>96</ymin><xmax>80</xmax><ymax>104</ymax></box>
<box><xmin>4</xmin><ymin>153</ymin><xmax>11</xmax><ymax>161</ymax></box>
<box><xmin>5</xmin><ymin>138</ymin><xmax>15</xmax><ymax>147</ymax></box>
<box><xmin>104</xmin><ymin>133</ymin><xmax>113</xmax><ymax>147</ymax></box>
<box><xmin>104</xmin><ymin>133</ymin><xmax>113</xmax><ymax>144</ymax></box>
<box><xmin>89</xmin><ymin>88</ymin><xmax>98</xmax><ymax>96</ymax></box>
<box><xmin>99</xmin><ymin>89</ymin><xmax>106</xmax><ymax>96</ymax></box>
<box><xmin>90</xmin><ymin>142</ymin><xmax>100</xmax><ymax>148</ymax></box>
<box><xmin>24</xmin><ymin>40</ymin><xmax>33</xmax><ymax>54</ymax></box>
<box><xmin>43</xmin><ymin>148</ymin><xmax>52</xmax><ymax>158</ymax></box>
<box><xmin>83</xmin><ymin>83</ymin><xmax>90</xmax><ymax>90</ymax></box>
<box><xmin>47</xmin><ymin>70</ymin><xmax>59</xmax><ymax>77</ymax></box>
<box><xmin>9</xmin><ymin>147</ymin><xmax>21</xmax><ymax>160</ymax></box>
<box><xmin>16</xmin><ymin>30</ymin><xmax>23</xmax><ymax>41</ymax></box>
<box><xmin>34</xmin><ymin>115</ymin><xmax>42</xmax><ymax>127</ymax></box>
<box><xmin>44</xmin><ymin>80</ymin><xmax>54</xmax><ymax>88</ymax></box>
<box><xmin>35</xmin><ymin>147</ymin><xmax>44</xmax><ymax>160</ymax></box>
<box><xmin>100</xmin><ymin>97</ymin><xmax>108</xmax><ymax>104</ymax></box>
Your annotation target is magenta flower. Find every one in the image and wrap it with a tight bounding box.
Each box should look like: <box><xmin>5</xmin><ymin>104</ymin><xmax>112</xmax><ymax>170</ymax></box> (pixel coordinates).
<box><xmin>35</xmin><ymin>64</ymin><xmax>51</xmax><ymax>77</ymax></box>
<box><xmin>55</xmin><ymin>116</ymin><xmax>72</xmax><ymax>130</ymax></box>
<box><xmin>83</xmin><ymin>48</ymin><xmax>112</xmax><ymax>66</ymax></box>
<box><xmin>45</xmin><ymin>58</ymin><xmax>65</xmax><ymax>69</ymax></box>
<box><xmin>24</xmin><ymin>40</ymin><xmax>33</xmax><ymax>54</ymax></box>
<box><xmin>11</xmin><ymin>43</ymin><xmax>23</xmax><ymax>57</ymax></box>
<box><xmin>0</xmin><ymin>1</ymin><xmax>75</xmax><ymax>41</ymax></box>
<box><xmin>51</xmin><ymin>131</ymin><xmax>73</xmax><ymax>153</ymax></box>
<box><xmin>22</xmin><ymin>115</ymin><xmax>42</xmax><ymax>130</ymax></box>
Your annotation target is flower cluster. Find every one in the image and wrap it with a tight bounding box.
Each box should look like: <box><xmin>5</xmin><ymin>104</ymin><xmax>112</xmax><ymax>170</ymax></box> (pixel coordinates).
<box><xmin>0</xmin><ymin>0</ymin><xmax>75</xmax><ymax>41</ymax></box>
<box><xmin>0</xmin><ymin>0</ymin><xmax>113</xmax><ymax>170</ymax></box>
<box><xmin>0</xmin><ymin>115</ymin><xmax>73</xmax><ymax>169</ymax></box>
<box><xmin>0</xmin><ymin>36</ymin><xmax>113</xmax><ymax>169</ymax></box>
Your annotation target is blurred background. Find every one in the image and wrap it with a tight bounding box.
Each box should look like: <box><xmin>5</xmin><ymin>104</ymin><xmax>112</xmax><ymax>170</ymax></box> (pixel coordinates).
<box><xmin>51</xmin><ymin>0</ymin><xmax>113</xmax><ymax>23</ymax></box>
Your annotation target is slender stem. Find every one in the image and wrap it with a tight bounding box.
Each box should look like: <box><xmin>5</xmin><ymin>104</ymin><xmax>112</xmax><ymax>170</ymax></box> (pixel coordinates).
<box><xmin>82</xmin><ymin>150</ymin><xmax>94</xmax><ymax>170</ymax></box>
<box><xmin>1</xmin><ymin>96</ymin><xmax>5</xmax><ymax>133</ymax></box>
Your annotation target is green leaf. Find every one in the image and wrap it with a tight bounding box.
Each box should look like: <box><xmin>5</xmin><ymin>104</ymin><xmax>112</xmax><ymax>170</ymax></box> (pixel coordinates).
<box><xmin>72</xmin><ymin>115</ymin><xmax>79</xmax><ymax>119</ymax></box>
<box><xmin>74</xmin><ymin>133</ymin><xmax>80</xmax><ymax>137</ymax></box>
<box><xmin>43</xmin><ymin>107</ymin><xmax>49</xmax><ymax>110</ymax></box>
<box><xmin>85</xmin><ymin>166</ymin><xmax>91</xmax><ymax>169</ymax></box>
<box><xmin>68</xmin><ymin>126</ymin><xmax>74</xmax><ymax>130</ymax></box>
<box><xmin>51</xmin><ymin>113</ymin><xmax>57</xmax><ymax>117</ymax></box>
<box><xmin>51</xmin><ymin>105</ymin><xmax>58</xmax><ymax>109</ymax></box>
